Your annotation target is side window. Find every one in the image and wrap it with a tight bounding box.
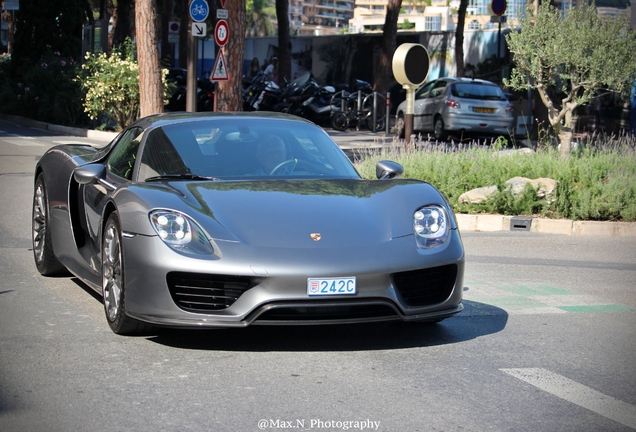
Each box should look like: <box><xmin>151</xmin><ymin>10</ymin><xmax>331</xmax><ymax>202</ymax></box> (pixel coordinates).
<box><xmin>430</xmin><ymin>81</ymin><xmax>447</xmax><ymax>98</ymax></box>
<box><xmin>415</xmin><ymin>82</ymin><xmax>435</xmax><ymax>100</ymax></box>
<box><xmin>107</xmin><ymin>127</ymin><xmax>143</xmax><ymax>180</ymax></box>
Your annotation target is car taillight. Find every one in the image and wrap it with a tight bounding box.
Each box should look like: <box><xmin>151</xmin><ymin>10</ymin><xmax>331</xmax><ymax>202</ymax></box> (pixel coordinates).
<box><xmin>446</xmin><ymin>99</ymin><xmax>460</xmax><ymax>108</ymax></box>
<box><xmin>506</xmin><ymin>104</ymin><xmax>514</xmax><ymax>115</ymax></box>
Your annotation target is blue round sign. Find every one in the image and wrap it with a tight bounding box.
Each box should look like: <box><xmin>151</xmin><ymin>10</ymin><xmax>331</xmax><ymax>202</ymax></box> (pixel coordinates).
<box><xmin>491</xmin><ymin>0</ymin><xmax>506</xmax><ymax>16</ymax></box>
<box><xmin>190</xmin><ymin>0</ymin><xmax>209</xmax><ymax>22</ymax></box>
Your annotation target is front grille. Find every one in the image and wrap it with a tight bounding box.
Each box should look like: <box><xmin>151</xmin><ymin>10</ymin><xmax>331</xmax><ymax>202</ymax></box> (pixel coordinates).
<box><xmin>392</xmin><ymin>264</ymin><xmax>458</xmax><ymax>307</ymax></box>
<box><xmin>167</xmin><ymin>272</ymin><xmax>255</xmax><ymax>312</ymax></box>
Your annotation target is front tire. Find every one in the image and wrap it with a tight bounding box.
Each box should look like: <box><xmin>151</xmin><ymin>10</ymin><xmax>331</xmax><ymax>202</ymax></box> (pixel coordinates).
<box><xmin>102</xmin><ymin>212</ymin><xmax>152</xmax><ymax>335</ymax></box>
<box><xmin>395</xmin><ymin>115</ymin><xmax>405</xmax><ymax>138</ymax></box>
<box><xmin>433</xmin><ymin>116</ymin><xmax>448</xmax><ymax>142</ymax></box>
<box><xmin>32</xmin><ymin>173</ymin><xmax>67</xmax><ymax>276</ymax></box>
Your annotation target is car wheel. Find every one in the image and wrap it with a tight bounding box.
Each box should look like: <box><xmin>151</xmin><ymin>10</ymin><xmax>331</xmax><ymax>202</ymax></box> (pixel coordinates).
<box><xmin>395</xmin><ymin>115</ymin><xmax>405</xmax><ymax>138</ymax></box>
<box><xmin>102</xmin><ymin>212</ymin><xmax>152</xmax><ymax>335</ymax></box>
<box><xmin>32</xmin><ymin>173</ymin><xmax>67</xmax><ymax>276</ymax></box>
<box><xmin>433</xmin><ymin>117</ymin><xmax>448</xmax><ymax>142</ymax></box>
<box><xmin>330</xmin><ymin>112</ymin><xmax>349</xmax><ymax>131</ymax></box>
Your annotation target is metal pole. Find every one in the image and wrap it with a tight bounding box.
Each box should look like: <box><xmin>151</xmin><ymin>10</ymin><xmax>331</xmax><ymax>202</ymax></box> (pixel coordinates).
<box><xmin>372</xmin><ymin>92</ymin><xmax>378</xmax><ymax>133</ymax></box>
<box><xmin>356</xmin><ymin>91</ymin><xmax>362</xmax><ymax>131</ymax></box>
<box><xmin>186</xmin><ymin>25</ymin><xmax>198</xmax><ymax>112</ymax></box>
<box><xmin>403</xmin><ymin>84</ymin><xmax>416</xmax><ymax>143</ymax></box>
<box><xmin>386</xmin><ymin>92</ymin><xmax>391</xmax><ymax>134</ymax></box>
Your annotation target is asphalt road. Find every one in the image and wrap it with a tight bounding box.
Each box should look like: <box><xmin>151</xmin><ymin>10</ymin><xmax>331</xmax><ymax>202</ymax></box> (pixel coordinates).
<box><xmin>1</xmin><ymin>119</ymin><xmax>636</xmax><ymax>432</ymax></box>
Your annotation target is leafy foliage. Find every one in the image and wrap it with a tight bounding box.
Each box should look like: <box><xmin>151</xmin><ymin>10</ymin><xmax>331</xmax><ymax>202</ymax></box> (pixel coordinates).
<box><xmin>504</xmin><ymin>3</ymin><xmax>636</xmax><ymax>154</ymax></box>
<box><xmin>77</xmin><ymin>38</ymin><xmax>171</xmax><ymax>130</ymax></box>
<box><xmin>0</xmin><ymin>49</ymin><xmax>85</xmax><ymax>126</ymax></box>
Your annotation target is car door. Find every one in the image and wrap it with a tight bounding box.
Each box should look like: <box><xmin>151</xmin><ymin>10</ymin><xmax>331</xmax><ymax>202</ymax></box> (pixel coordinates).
<box><xmin>83</xmin><ymin>127</ymin><xmax>143</xmax><ymax>251</ymax></box>
<box><xmin>425</xmin><ymin>80</ymin><xmax>449</xmax><ymax>130</ymax></box>
<box><xmin>412</xmin><ymin>81</ymin><xmax>435</xmax><ymax>131</ymax></box>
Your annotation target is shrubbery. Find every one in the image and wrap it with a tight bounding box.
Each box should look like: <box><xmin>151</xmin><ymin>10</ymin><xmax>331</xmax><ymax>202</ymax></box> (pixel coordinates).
<box><xmin>76</xmin><ymin>38</ymin><xmax>171</xmax><ymax>130</ymax></box>
<box><xmin>354</xmin><ymin>135</ymin><xmax>636</xmax><ymax>222</ymax></box>
<box><xmin>0</xmin><ymin>48</ymin><xmax>85</xmax><ymax>126</ymax></box>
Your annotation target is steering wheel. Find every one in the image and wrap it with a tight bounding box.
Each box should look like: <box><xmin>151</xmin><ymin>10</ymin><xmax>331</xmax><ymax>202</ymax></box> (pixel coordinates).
<box><xmin>269</xmin><ymin>159</ymin><xmax>316</xmax><ymax>176</ymax></box>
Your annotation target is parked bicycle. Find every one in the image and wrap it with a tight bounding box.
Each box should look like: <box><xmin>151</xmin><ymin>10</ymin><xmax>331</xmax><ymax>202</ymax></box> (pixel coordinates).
<box><xmin>329</xmin><ymin>80</ymin><xmax>386</xmax><ymax>132</ymax></box>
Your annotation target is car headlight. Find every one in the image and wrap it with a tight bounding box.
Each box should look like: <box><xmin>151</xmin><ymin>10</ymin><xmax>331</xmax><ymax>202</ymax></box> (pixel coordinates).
<box><xmin>149</xmin><ymin>210</ymin><xmax>214</xmax><ymax>255</ymax></box>
<box><xmin>413</xmin><ymin>205</ymin><xmax>450</xmax><ymax>249</ymax></box>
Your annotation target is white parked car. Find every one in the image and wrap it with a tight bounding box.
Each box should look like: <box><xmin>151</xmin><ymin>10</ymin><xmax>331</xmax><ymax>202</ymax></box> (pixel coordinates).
<box><xmin>395</xmin><ymin>77</ymin><xmax>514</xmax><ymax>141</ymax></box>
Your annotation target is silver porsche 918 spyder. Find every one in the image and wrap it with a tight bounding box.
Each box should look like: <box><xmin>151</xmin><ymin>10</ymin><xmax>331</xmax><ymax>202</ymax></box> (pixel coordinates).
<box><xmin>33</xmin><ymin>112</ymin><xmax>464</xmax><ymax>335</ymax></box>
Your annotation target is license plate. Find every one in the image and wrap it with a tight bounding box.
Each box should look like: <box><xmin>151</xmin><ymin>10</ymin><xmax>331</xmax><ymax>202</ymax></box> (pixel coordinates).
<box><xmin>473</xmin><ymin>107</ymin><xmax>495</xmax><ymax>114</ymax></box>
<box><xmin>307</xmin><ymin>277</ymin><xmax>356</xmax><ymax>296</ymax></box>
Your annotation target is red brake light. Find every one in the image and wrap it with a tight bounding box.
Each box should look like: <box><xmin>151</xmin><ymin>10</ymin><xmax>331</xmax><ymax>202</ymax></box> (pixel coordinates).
<box><xmin>446</xmin><ymin>99</ymin><xmax>460</xmax><ymax>108</ymax></box>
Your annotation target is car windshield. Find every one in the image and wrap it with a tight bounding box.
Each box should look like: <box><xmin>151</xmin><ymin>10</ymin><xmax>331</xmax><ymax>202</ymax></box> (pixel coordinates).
<box><xmin>138</xmin><ymin>118</ymin><xmax>361</xmax><ymax>181</ymax></box>
<box><xmin>451</xmin><ymin>83</ymin><xmax>506</xmax><ymax>101</ymax></box>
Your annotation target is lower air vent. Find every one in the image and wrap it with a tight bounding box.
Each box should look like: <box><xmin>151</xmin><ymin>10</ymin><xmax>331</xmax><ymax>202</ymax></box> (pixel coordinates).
<box><xmin>255</xmin><ymin>302</ymin><xmax>399</xmax><ymax>323</ymax></box>
<box><xmin>167</xmin><ymin>272</ymin><xmax>255</xmax><ymax>312</ymax></box>
<box><xmin>392</xmin><ymin>264</ymin><xmax>458</xmax><ymax>307</ymax></box>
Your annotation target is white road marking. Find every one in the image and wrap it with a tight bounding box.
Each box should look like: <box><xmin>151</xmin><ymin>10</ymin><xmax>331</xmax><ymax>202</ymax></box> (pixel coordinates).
<box><xmin>501</xmin><ymin>368</ymin><xmax>636</xmax><ymax>429</ymax></box>
<box><xmin>4</xmin><ymin>138</ymin><xmax>45</xmax><ymax>147</ymax></box>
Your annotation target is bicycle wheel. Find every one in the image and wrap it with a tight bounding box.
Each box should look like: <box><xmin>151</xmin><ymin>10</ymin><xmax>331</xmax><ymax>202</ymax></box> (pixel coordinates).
<box><xmin>362</xmin><ymin>93</ymin><xmax>386</xmax><ymax>132</ymax></box>
<box><xmin>330</xmin><ymin>111</ymin><xmax>349</xmax><ymax>131</ymax></box>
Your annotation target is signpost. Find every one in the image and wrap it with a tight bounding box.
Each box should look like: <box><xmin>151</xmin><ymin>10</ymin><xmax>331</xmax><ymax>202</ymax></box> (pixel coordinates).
<box><xmin>491</xmin><ymin>0</ymin><xmax>507</xmax><ymax>60</ymax></box>
<box><xmin>392</xmin><ymin>44</ymin><xmax>430</xmax><ymax>142</ymax></box>
<box><xmin>214</xmin><ymin>20</ymin><xmax>229</xmax><ymax>47</ymax></box>
<box><xmin>186</xmin><ymin>0</ymin><xmax>209</xmax><ymax>112</ymax></box>
<box><xmin>189</xmin><ymin>0</ymin><xmax>209</xmax><ymax>22</ymax></box>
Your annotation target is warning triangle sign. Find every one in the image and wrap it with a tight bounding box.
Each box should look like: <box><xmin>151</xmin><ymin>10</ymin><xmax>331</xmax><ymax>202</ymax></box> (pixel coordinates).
<box><xmin>211</xmin><ymin>50</ymin><xmax>229</xmax><ymax>81</ymax></box>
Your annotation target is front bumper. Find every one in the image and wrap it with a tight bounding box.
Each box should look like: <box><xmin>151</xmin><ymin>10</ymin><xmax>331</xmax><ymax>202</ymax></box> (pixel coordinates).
<box><xmin>121</xmin><ymin>231</ymin><xmax>465</xmax><ymax>328</ymax></box>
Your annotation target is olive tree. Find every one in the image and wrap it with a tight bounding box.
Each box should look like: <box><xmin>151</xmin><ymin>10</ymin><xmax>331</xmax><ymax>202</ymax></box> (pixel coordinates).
<box><xmin>505</xmin><ymin>2</ymin><xmax>636</xmax><ymax>156</ymax></box>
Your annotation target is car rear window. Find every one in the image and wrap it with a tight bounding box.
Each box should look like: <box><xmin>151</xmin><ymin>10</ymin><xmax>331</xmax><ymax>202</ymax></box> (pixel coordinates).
<box><xmin>451</xmin><ymin>83</ymin><xmax>506</xmax><ymax>101</ymax></box>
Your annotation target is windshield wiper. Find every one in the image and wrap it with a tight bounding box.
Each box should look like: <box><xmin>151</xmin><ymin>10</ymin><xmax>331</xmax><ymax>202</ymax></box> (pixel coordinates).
<box><xmin>145</xmin><ymin>173</ymin><xmax>221</xmax><ymax>182</ymax></box>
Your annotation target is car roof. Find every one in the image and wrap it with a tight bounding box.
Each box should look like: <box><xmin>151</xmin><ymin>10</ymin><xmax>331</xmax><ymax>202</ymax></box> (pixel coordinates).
<box><xmin>130</xmin><ymin>111</ymin><xmax>315</xmax><ymax>130</ymax></box>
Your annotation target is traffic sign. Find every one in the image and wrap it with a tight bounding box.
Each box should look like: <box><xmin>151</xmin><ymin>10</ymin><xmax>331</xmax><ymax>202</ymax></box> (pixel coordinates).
<box><xmin>214</xmin><ymin>20</ymin><xmax>229</xmax><ymax>47</ymax></box>
<box><xmin>217</xmin><ymin>9</ymin><xmax>228</xmax><ymax>19</ymax></box>
<box><xmin>220</xmin><ymin>0</ymin><xmax>227</xmax><ymax>8</ymax></box>
<box><xmin>189</xmin><ymin>0</ymin><xmax>209</xmax><ymax>22</ymax></box>
<box><xmin>211</xmin><ymin>50</ymin><xmax>229</xmax><ymax>81</ymax></box>
<box><xmin>491</xmin><ymin>0</ymin><xmax>506</xmax><ymax>16</ymax></box>
<box><xmin>192</xmin><ymin>22</ymin><xmax>207</xmax><ymax>37</ymax></box>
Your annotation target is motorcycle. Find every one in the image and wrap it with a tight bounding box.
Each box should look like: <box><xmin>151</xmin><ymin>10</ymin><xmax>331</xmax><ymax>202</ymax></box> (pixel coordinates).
<box><xmin>166</xmin><ymin>72</ymin><xmax>214</xmax><ymax>112</ymax></box>
<box><xmin>242</xmin><ymin>72</ymin><xmax>284</xmax><ymax>112</ymax></box>
<box><xmin>274</xmin><ymin>73</ymin><xmax>341</xmax><ymax>126</ymax></box>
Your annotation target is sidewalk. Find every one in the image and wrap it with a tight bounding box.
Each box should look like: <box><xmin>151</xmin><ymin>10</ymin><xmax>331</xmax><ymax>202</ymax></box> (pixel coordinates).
<box><xmin>2</xmin><ymin>113</ymin><xmax>634</xmax><ymax>237</ymax></box>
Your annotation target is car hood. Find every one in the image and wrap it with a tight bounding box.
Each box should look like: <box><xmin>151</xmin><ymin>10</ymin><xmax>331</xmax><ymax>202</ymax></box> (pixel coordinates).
<box><xmin>126</xmin><ymin>179</ymin><xmax>453</xmax><ymax>248</ymax></box>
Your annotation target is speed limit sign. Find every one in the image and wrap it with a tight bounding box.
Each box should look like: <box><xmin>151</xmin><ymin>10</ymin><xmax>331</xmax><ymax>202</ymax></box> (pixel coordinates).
<box><xmin>214</xmin><ymin>20</ymin><xmax>229</xmax><ymax>47</ymax></box>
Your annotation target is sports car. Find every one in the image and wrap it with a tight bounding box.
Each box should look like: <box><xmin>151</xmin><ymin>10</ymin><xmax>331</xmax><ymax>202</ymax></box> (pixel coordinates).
<box><xmin>32</xmin><ymin>112</ymin><xmax>464</xmax><ymax>335</ymax></box>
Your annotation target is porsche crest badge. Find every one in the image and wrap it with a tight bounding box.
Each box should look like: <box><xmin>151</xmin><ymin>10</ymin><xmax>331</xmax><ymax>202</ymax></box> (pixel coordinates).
<box><xmin>310</xmin><ymin>233</ymin><xmax>322</xmax><ymax>241</ymax></box>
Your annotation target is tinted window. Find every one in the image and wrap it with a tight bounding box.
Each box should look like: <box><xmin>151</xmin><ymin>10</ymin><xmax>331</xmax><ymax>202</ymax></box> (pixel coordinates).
<box><xmin>138</xmin><ymin>119</ymin><xmax>361</xmax><ymax>181</ymax></box>
<box><xmin>451</xmin><ymin>83</ymin><xmax>506</xmax><ymax>101</ymax></box>
<box><xmin>107</xmin><ymin>127</ymin><xmax>143</xmax><ymax>180</ymax></box>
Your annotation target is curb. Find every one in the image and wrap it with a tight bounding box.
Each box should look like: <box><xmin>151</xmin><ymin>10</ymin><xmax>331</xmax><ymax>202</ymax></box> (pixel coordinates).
<box><xmin>0</xmin><ymin>114</ymin><xmax>117</xmax><ymax>142</ymax></box>
<box><xmin>456</xmin><ymin>214</ymin><xmax>636</xmax><ymax>237</ymax></box>
<box><xmin>2</xmin><ymin>114</ymin><xmax>635</xmax><ymax>237</ymax></box>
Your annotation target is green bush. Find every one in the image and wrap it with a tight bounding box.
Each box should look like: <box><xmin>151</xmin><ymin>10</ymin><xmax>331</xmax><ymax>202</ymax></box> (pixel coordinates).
<box><xmin>0</xmin><ymin>49</ymin><xmax>86</xmax><ymax>126</ymax></box>
<box><xmin>354</xmin><ymin>137</ymin><xmax>636</xmax><ymax>222</ymax></box>
<box><xmin>77</xmin><ymin>38</ymin><xmax>171</xmax><ymax>130</ymax></box>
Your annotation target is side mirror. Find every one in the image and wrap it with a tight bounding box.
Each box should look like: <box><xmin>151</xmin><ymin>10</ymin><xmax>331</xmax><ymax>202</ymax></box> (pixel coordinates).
<box><xmin>376</xmin><ymin>160</ymin><xmax>404</xmax><ymax>180</ymax></box>
<box><xmin>74</xmin><ymin>163</ymin><xmax>105</xmax><ymax>185</ymax></box>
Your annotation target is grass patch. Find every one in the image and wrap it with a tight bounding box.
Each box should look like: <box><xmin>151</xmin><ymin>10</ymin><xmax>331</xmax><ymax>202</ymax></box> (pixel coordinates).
<box><xmin>353</xmin><ymin>133</ymin><xmax>636</xmax><ymax>222</ymax></box>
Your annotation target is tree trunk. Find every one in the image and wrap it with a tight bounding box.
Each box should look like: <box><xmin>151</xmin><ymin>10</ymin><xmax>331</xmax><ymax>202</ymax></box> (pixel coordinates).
<box><xmin>178</xmin><ymin>0</ymin><xmax>188</xmax><ymax>69</ymax></box>
<box><xmin>112</xmin><ymin>0</ymin><xmax>133</xmax><ymax>48</ymax></box>
<box><xmin>455</xmin><ymin>0</ymin><xmax>469</xmax><ymax>77</ymax></box>
<box><xmin>374</xmin><ymin>0</ymin><xmax>401</xmax><ymax>95</ymax></box>
<box><xmin>135</xmin><ymin>0</ymin><xmax>164</xmax><ymax>118</ymax></box>
<box><xmin>216</xmin><ymin>0</ymin><xmax>246</xmax><ymax>111</ymax></box>
<box><xmin>160</xmin><ymin>0</ymin><xmax>175</xmax><ymax>66</ymax></box>
<box><xmin>276</xmin><ymin>0</ymin><xmax>291</xmax><ymax>85</ymax></box>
